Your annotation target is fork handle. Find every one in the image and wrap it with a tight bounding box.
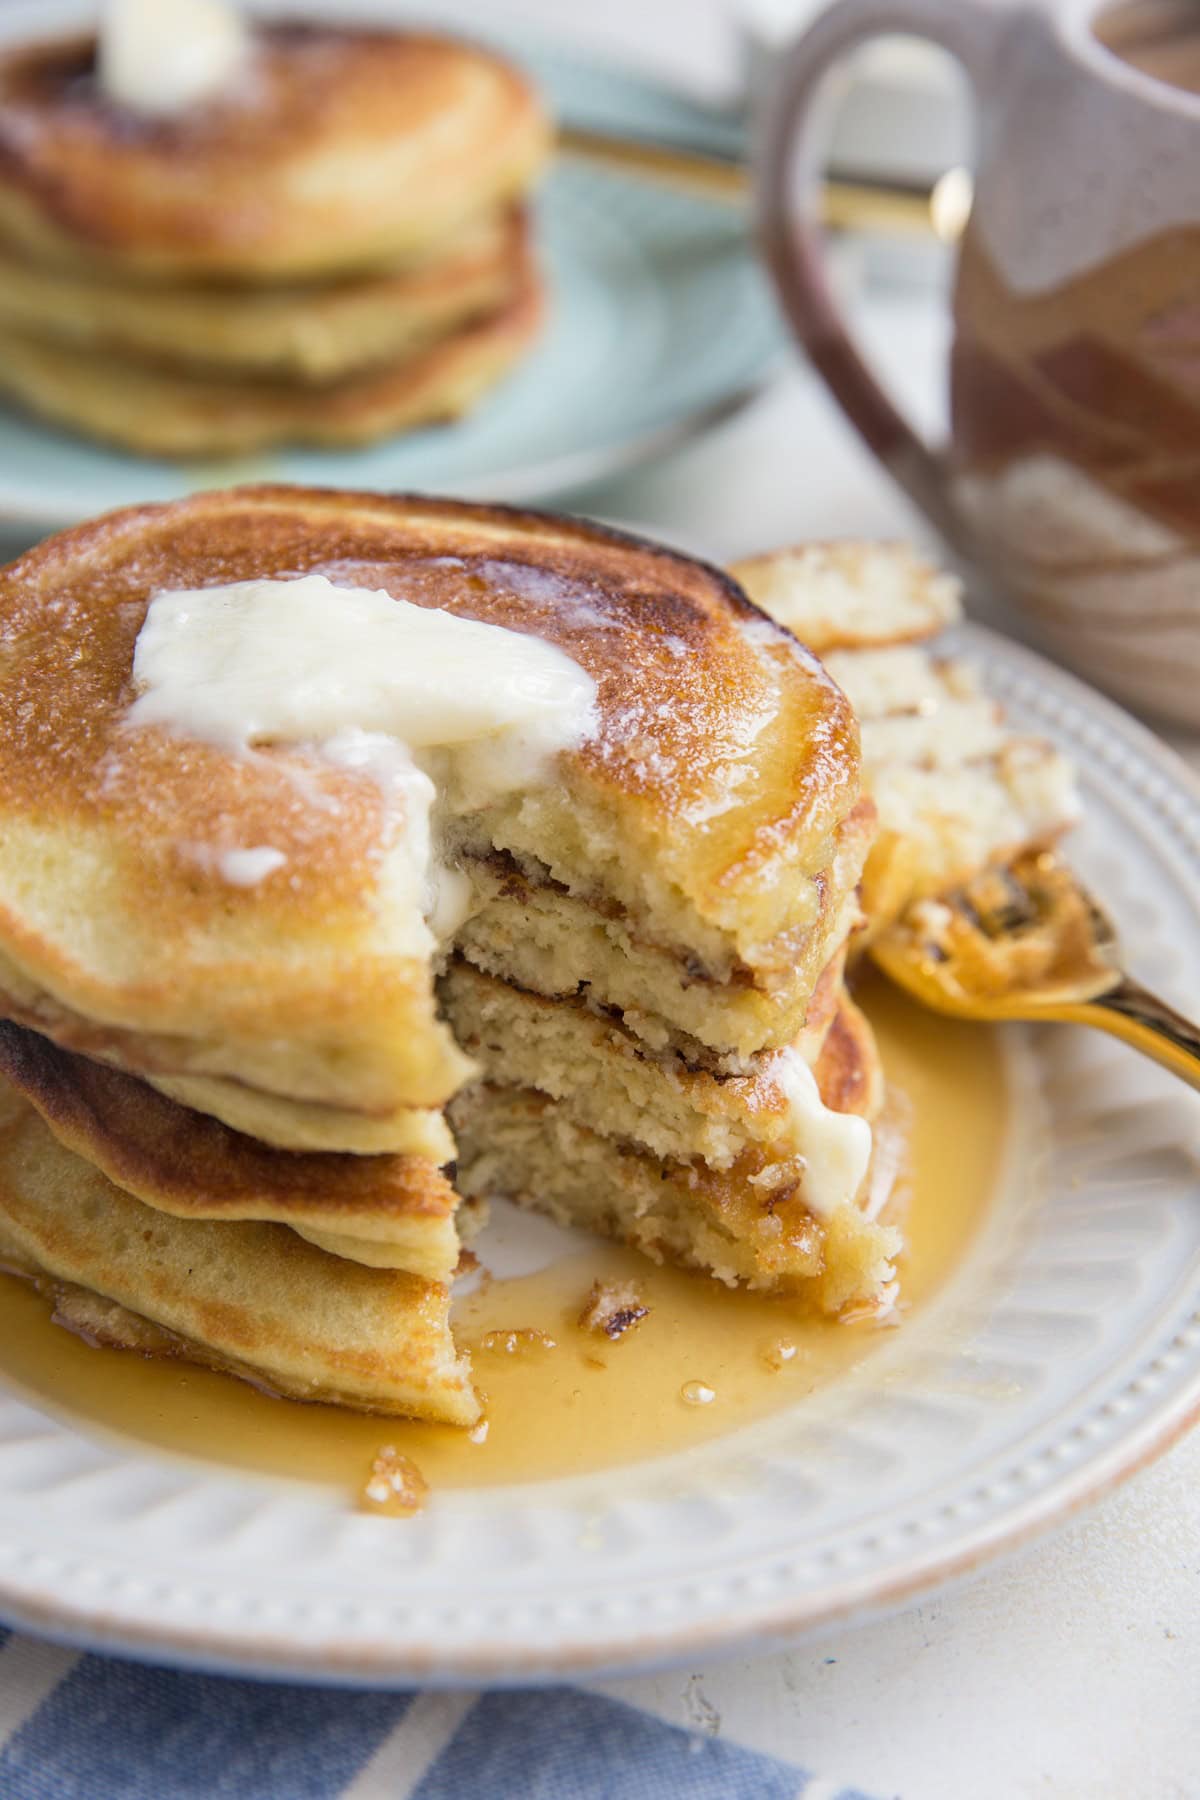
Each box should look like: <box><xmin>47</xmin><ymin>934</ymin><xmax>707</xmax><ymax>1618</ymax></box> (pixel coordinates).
<box><xmin>1067</xmin><ymin>976</ymin><xmax>1200</xmax><ymax>1093</ymax></box>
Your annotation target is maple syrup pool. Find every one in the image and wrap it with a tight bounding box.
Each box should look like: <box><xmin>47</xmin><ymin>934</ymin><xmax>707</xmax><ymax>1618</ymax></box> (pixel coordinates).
<box><xmin>0</xmin><ymin>983</ymin><xmax>1009</xmax><ymax>1495</ymax></box>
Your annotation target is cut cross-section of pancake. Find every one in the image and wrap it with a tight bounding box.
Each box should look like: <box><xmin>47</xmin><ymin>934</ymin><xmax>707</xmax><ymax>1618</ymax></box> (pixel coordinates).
<box><xmin>730</xmin><ymin>542</ymin><xmax>961</xmax><ymax>652</ymax></box>
<box><xmin>437</xmin><ymin>944</ymin><xmax>852</xmax><ymax>1175</ymax></box>
<box><xmin>0</xmin><ymin>26</ymin><xmax>550</xmax><ymax>280</ymax></box>
<box><xmin>835</xmin><ymin>648</ymin><xmax>1079</xmax><ymax>935</ymax></box>
<box><xmin>454</xmin><ymin>805</ymin><xmax>875</xmax><ymax>1063</ymax></box>
<box><xmin>450</xmin><ymin>994</ymin><xmax>897</xmax><ymax>1310</ymax></box>
<box><xmin>731</xmin><ymin>540</ymin><xmax>1080</xmax><ymax>939</ymax></box>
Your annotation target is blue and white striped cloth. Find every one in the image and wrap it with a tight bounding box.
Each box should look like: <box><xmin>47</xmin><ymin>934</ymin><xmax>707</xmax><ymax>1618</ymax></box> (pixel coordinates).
<box><xmin>0</xmin><ymin>1627</ymin><xmax>885</xmax><ymax>1799</ymax></box>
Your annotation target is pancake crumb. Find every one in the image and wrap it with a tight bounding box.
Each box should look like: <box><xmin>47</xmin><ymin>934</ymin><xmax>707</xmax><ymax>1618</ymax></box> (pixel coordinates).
<box><xmin>578</xmin><ymin>1279</ymin><xmax>649</xmax><ymax>1341</ymax></box>
<box><xmin>360</xmin><ymin>1446</ymin><xmax>428</xmax><ymax>1517</ymax></box>
<box><xmin>839</xmin><ymin>1280</ymin><xmax>902</xmax><ymax>1326</ymax></box>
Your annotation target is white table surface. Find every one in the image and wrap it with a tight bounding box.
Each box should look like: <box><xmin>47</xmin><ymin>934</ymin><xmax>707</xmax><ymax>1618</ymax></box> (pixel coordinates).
<box><xmin>451</xmin><ymin>4</ymin><xmax>1200</xmax><ymax>1796</ymax></box>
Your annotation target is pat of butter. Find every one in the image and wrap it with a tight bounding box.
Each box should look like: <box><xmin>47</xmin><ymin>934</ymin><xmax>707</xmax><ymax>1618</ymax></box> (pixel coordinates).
<box><xmin>129</xmin><ymin>575</ymin><xmax>596</xmax><ymax>759</ymax></box>
<box><xmin>98</xmin><ymin>0</ymin><xmax>252</xmax><ymax>118</ymax></box>
<box><xmin>128</xmin><ymin>574</ymin><xmax>597</xmax><ymax>943</ymax></box>
<box><xmin>774</xmin><ymin>1048</ymin><xmax>872</xmax><ymax>1218</ymax></box>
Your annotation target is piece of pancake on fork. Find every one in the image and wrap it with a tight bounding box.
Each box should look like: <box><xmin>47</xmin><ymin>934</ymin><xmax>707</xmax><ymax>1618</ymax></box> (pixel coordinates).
<box><xmin>0</xmin><ymin>487</ymin><xmax>889</xmax><ymax>1419</ymax></box>
<box><xmin>731</xmin><ymin>541</ymin><xmax>1081</xmax><ymax>942</ymax></box>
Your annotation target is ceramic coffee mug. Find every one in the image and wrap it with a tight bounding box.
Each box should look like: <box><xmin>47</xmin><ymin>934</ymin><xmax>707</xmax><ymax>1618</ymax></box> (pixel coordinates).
<box><xmin>758</xmin><ymin>0</ymin><xmax>1200</xmax><ymax>727</ymax></box>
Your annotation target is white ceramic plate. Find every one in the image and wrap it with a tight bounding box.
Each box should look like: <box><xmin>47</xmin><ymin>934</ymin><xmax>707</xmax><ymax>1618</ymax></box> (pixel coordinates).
<box><xmin>0</xmin><ymin>626</ymin><xmax>1197</xmax><ymax>1684</ymax></box>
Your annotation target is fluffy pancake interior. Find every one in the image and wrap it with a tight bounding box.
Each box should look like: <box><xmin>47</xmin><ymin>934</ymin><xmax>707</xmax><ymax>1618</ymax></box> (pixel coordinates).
<box><xmin>450</xmin><ymin>996</ymin><xmax>896</xmax><ymax>1310</ymax></box>
<box><xmin>731</xmin><ymin>540</ymin><xmax>1080</xmax><ymax>939</ymax></box>
<box><xmin>437</xmin><ymin>938</ymin><xmax>853</xmax><ymax>1175</ymax></box>
<box><xmin>451</xmin><ymin>807</ymin><xmax>873</xmax><ymax>1064</ymax></box>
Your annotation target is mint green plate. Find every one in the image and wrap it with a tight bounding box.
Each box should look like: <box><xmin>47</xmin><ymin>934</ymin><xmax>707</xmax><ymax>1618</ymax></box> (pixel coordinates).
<box><xmin>0</xmin><ymin>18</ymin><xmax>782</xmax><ymax>527</ymax></box>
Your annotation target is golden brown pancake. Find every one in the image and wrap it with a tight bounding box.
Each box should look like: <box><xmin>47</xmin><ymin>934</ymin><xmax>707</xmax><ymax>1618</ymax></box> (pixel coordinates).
<box><xmin>813</xmin><ymin>988</ymin><xmax>885</xmax><ymax>1121</ymax></box>
<box><xmin>0</xmin><ymin>25</ymin><xmax>550</xmax><ymax>280</ymax></box>
<box><xmin>0</xmin><ymin>268</ymin><xmax>545</xmax><ymax>456</ymax></box>
<box><xmin>140</xmin><ymin>1071</ymin><xmax>454</xmax><ymax>1160</ymax></box>
<box><xmin>0</xmin><ymin>1079</ymin><xmax>478</xmax><ymax>1422</ymax></box>
<box><xmin>0</xmin><ymin>495</ymin><xmax>888</xmax><ymax>1372</ymax></box>
<box><xmin>0</xmin><ymin>1019</ymin><xmax>461</xmax><ymax>1280</ymax></box>
<box><xmin>0</xmin><ymin>487</ymin><xmax>866</xmax><ymax>1153</ymax></box>
<box><xmin>0</xmin><ymin>208</ymin><xmax>528</xmax><ymax>382</ymax></box>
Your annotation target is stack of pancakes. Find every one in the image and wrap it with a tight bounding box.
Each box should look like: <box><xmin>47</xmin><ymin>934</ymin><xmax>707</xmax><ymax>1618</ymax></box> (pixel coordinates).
<box><xmin>0</xmin><ymin>487</ymin><xmax>890</xmax><ymax>1423</ymax></box>
<box><xmin>0</xmin><ymin>24</ymin><xmax>549</xmax><ymax>455</ymax></box>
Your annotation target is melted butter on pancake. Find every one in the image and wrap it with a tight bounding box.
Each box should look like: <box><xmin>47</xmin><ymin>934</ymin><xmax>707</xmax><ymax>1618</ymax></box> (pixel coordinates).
<box><xmin>128</xmin><ymin>574</ymin><xmax>596</xmax><ymax>758</ymax></box>
<box><xmin>98</xmin><ymin>0</ymin><xmax>253</xmax><ymax>118</ymax></box>
<box><xmin>766</xmin><ymin>1046</ymin><xmax>872</xmax><ymax>1218</ymax></box>
<box><xmin>127</xmin><ymin>570</ymin><xmax>597</xmax><ymax>945</ymax></box>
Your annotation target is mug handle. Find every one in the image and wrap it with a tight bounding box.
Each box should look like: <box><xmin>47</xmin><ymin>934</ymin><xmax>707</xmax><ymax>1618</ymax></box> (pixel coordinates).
<box><xmin>755</xmin><ymin>0</ymin><xmax>1006</xmax><ymax>551</ymax></box>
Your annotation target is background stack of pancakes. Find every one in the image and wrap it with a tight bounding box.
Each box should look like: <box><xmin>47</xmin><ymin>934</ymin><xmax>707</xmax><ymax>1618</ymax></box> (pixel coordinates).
<box><xmin>0</xmin><ymin>23</ymin><xmax>549</xmax><ymax>456</ymax></box>
<box><xmin>0</xmin><ymin>488</ymin><xmax>899</xmax><ymax>1424</ymax></box>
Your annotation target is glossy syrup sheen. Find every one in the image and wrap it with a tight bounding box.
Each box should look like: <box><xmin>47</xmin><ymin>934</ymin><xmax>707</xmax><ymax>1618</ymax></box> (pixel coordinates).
<box><xmin>0</xmin><ymin>984</ymin><xmax>1009</xmax><ymax>1494</ymax></box>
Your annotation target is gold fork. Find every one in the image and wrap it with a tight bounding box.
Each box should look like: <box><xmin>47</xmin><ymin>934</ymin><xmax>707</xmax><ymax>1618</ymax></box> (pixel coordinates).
<box><xmin>870</xmin><ymin>851</ymin><xmax>1200</xmax><ymax>1092</ymax></box>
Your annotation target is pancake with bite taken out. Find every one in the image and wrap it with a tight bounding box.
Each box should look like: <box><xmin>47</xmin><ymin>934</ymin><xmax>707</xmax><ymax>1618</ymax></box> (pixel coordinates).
<box><xmin>0</xmin><ymin>489</ymin><xmax>897</xmax><ymax>1412</ymax></box>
